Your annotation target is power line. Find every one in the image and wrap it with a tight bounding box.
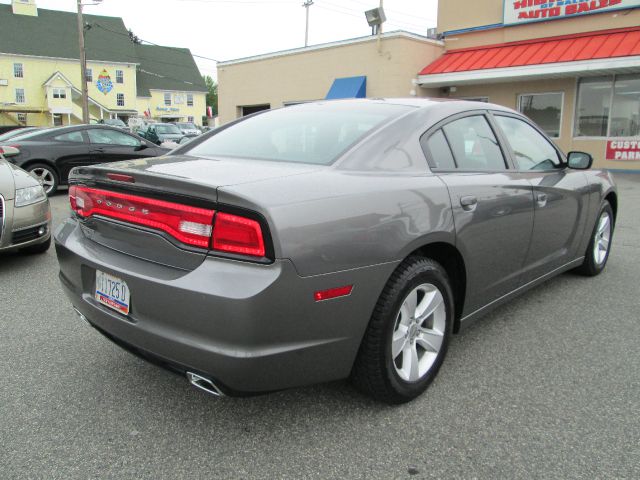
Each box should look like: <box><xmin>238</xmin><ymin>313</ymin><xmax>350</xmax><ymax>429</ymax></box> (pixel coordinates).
<box><xmin>92</xmin><ymin>23</ymin><xmax>220</xmax><ymax>63</ymax></box>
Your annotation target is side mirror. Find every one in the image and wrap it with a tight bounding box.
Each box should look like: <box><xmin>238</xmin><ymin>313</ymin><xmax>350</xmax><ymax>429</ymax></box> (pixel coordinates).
<box><xmin>134</xmin><ymin>143</ymin><xmax>148</xmax><ymax>151</ymax></box>
<box><xmin>0</xmin><ymin>145</ymin><xmax>21</xmax><ymax>158</ymax></box>
<box><xmin>567</xmin><ymin>151</ymin><xmax>593</xmax><ymax>170</ymax></box>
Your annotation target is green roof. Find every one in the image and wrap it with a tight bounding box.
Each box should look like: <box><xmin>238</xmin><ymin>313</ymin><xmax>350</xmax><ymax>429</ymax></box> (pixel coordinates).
<box><xmin>135</xmin><ymin>44</ymin><xmax>207</xmax><ymax>96</ymax></box>
<box><xmin>0</xmin><ymin>4</ymin><xmax>134</xmax><ymax>63</ymax></box>
<box><xmin>0</xmin><ymin>4</ymin><xmax>206</xmax><ymax>94</ymax></box>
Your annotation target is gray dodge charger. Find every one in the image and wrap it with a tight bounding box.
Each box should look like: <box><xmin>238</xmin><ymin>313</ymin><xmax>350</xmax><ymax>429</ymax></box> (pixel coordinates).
<box><xmin>54</xmin><ymin>99</ymin><xmax>617</xmax><ymax>403</ymax></box>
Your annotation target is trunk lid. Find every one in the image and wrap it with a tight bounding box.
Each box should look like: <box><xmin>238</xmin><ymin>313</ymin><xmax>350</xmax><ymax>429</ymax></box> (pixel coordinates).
<box><xmin>68</xmin><ymin>154</ymin><xmax>321</xmax><ymax>269</ymax></box>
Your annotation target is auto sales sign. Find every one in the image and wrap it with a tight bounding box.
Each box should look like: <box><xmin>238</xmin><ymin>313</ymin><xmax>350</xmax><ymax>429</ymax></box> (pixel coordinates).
<box><xmin>504</xmin><ymin>0</ymin><xmax>640</xmax><ymax>25</ymax></box>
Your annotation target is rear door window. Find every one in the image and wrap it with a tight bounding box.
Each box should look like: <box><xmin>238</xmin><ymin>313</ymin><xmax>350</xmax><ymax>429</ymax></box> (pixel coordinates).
<box><xmin>53</xmin><ymin>131</ymin><xmax>85</xmax><ymax>143</ymax></box>
<box><xmin>421</xmin><ymin>129</ymin><xmax>456</xmax><ymax>169</ymax></box>
<box><xmin>442</xmin><ymin>115</ymin><xmax>507</xmax><ymax>171</ymax></box>
<box><xmin>88</xmin><ymin>128</ymin><xmax>140</xmax><ymax>146</ymax></box>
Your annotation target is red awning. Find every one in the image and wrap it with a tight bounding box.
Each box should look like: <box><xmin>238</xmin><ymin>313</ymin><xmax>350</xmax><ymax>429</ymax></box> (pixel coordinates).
<box><xmin>420</xmin><ymin>27</ymin><xmax>640</xmax><ymax>75</ymax></box>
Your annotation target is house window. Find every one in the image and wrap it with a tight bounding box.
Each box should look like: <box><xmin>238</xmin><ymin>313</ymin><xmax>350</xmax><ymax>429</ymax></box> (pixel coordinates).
<box><xmin>53</xmin><ymin>115</ymin><xmax>63</xmax><ymax>126</ymax></box>
<box><xmin>518</xmin><ymin>92</ymin><xmax>563</xmax><ymax>138</ymax></box>
<box><xmin>52</xmin><ymin>88</ymin><xmax>67</xmax><ymax>99</ymax></box>
<box><xmin>117</xmin><ymin>93</ymin><xmax>125</xmax><ymax>107</ymax></box>
<box><xmin>575</xmin><ymin>74</ymin><xmax>640</xmax><ymax>138</ymax></box>
<box><xmin>187</xmin><ymin>116</ymin><xmax>195</xmax><ymax>123</ymax></box>
<box><xmin>86</xmin><ymin>68</ymin><xmax>93</xmax><ymax>82</ymax></box>
<box><xmin>187</xmin><ymin>94</ymin><xmax>194</xmax><ymax>106</ymax></box>
<box><xmin>13</xmin><ymin>63</ymin><xmax>23</xmax><ymax>78</ymax></box>
<box><xmin>17</xmin><ymin>113</ymin><xmax>27</xmax><ymax>124</ymax></box>
<box><xmin>15</xmin><ymin>88</ymin><xmax>25</xmax><ymax>104</ymax></box>
<box><xmin>164</xmin><ymin>93</ymin><xmax>172</xmax><ymax>106</ymax></box>
<box><xmin>116</xmin><ymin>70</ymin><xmax>124</xmax><ymax>84</ymax></box>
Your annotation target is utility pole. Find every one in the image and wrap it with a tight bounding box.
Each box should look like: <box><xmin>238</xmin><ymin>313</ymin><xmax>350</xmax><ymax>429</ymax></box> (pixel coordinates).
<box><xmin>377</xmin><ymin>0</ymin><xmax>384</xmax><ymax>53</ymax></box>
<box><xmin>77</xmin><ymin>0</ymin><xmax>89</xmax><ymax>123</ymax></box>
<box><xmin>302</xmin><ymin>0</ymin><xmax>313</xmax><ymax>47</ymax></box>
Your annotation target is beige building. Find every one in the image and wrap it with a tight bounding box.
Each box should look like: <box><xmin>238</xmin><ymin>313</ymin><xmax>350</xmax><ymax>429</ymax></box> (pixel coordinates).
<box><xmin>218</xmin><ymin>0</ymin><xmax>640</xmax><ymax>171</ymax></box>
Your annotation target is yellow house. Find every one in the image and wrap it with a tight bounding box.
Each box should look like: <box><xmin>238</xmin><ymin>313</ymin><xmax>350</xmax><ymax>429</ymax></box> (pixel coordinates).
<box><xmin>0</xmin><ymin>0</ymin><xmax>207</xmax><ymax>127</ymax></box>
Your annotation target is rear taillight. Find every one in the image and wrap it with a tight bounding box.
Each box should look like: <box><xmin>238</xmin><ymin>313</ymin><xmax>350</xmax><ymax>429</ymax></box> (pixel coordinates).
<box><xmin>69</xmin><ymin>186</ymin><xmax>267</xmax><ymax>257</ymax></box>
<box><xmin>69</xmin><ymin>186</ymin><xmax>215</xmax><ymax>248</ymax></box>
<box><xmin>212</xmin><ymin>212</ymin><xmax>266</xmax><ymax>257</ymax></box>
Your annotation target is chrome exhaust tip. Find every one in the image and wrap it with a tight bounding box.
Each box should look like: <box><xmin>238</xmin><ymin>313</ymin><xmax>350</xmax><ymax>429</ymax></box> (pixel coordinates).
<box><xmin>73</xmin><ymin>307</ymin><xmax>92</xmax><ymax>327</ymax></box>
<box><xmin>186</xmin><ymin>371</ymin><xmax>225</xmax><ymax>397</ymax></box>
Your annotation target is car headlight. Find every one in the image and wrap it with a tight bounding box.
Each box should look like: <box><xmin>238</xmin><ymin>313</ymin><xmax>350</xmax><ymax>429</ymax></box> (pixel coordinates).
<box><xmin>15</xmin><ymin>185</ymin><xmax>46</xmax><ymax>207</ymax></box>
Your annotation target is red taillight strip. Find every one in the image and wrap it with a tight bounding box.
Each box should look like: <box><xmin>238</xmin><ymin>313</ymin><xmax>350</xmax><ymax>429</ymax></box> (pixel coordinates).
<box><xmin>69</xmin><ymin>186</ymin><xmax>215</xmax><ymax>248</ymax></box>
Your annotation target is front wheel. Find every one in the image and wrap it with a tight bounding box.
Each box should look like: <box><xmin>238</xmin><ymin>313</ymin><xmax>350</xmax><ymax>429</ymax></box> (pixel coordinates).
<box><xmin>351</xmin><ymin>257</ymin><xmax>454</xmax><ymax>404</ymax></box>
<box><xmin>574</xmin><ymin>201</ymin><xmax>614</xmax><ymax>276</ymax></box>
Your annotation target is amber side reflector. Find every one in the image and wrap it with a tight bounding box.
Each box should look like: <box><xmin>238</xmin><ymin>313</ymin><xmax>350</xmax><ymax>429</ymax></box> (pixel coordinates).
<box><xmin>107</xmin><ymin>173</ymin><xmax>135</xmax><ymax>183</ymax></box>
<box><xmin>314</xmin><ymin>285</ymin><xmax>353</xmax><ymax>302</ymax></box>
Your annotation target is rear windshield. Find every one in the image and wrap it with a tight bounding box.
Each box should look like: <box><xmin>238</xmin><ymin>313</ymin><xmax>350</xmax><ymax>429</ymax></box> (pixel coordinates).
<box><xmin>156</xmin><ymin>124</ymin><xmax>181</xmax><ymax>134</ymax></box>
<box><xmin>106</xmin><ymin>119</ymin><xmax>126</xmax><ymax>127</ymax></box>
<box><xmin>186</xmin><ymin>102</ymin><xmax>412</xmax><ymax>165</ymax></box>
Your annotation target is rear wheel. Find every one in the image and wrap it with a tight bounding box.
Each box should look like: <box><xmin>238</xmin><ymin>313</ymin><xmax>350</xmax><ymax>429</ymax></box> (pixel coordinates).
<box><xmin>351</xmin><ymin>257</ymin><xmax>453</xmax><ymax>404</ymax></box>
<box><xmin>574</xmin><ymin>201</ymin><xmax>614</xmax><ymax>276</ymax></box>
<box><xmin>27</xmin><ymin>163</ymin><xmax>58</xmax><ymax>196</ymax></box>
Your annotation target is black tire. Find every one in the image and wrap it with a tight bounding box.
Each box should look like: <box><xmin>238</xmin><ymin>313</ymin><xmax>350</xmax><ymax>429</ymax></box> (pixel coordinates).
<box><xmin>351</xmin><ymin>256</ymin><xmax>454</xmax><ymax>404</ymax></box>
<box><xmin>26</xmin><ymin>163</ymin><xmax>59</xmax><ymax>196</ymax></box>
<box><xmin>574</xmin><ymin>201</ymin><xmax>614</xmax><ymax>277</ymax></box>
<box><xmin>20</xmin><ymin>236</ymin><xmax>51</xmax><ymax>255</ymax></box>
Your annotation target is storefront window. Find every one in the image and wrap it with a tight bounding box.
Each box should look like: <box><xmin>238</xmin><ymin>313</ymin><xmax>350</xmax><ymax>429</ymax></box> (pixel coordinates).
<box><xmin>610</xmin><ymin>74</ymin><xmax>640</xmax><ymax>138</ymax></box>
<box><xmin>518</xmin><ymin>93</ymin><xmax>562</xmax><ymax>138</ymax></box>
<box><xmin>575</xmin><ymin>77</ymin><xmax>612</xmax><ymax>137</ymax></box>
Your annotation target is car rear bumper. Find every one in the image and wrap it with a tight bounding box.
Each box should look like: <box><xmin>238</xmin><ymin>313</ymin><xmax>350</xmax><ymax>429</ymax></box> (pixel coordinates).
<box><xmin>54</xmin><ymin>218</ymin><xmax>396</xmax><ymax>394</ymax></box>
<box><xmin>0</xmin><ymin>196</ymin><xmax>51</xmax><ymax>251</ymax></box>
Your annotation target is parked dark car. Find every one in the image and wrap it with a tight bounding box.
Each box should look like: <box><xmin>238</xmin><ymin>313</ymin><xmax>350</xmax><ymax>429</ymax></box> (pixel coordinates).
<box><xmin>96</xmin><ymin>118</ymin><xmax>129</xmax><ymax>130</ymax></box>
<box><xmin>0</xmin><ymin>127</ymin><xmax>44</xmax><ymax>142</ymax></box>
<box><xmin>55</xmin><ymin>99</ymin><xmax>617</xmax><ymax>403</ymax></box>
<box><xmin>0</xmin><ymin>125</ymin><xmax>169</xmax><ymax>195</ymax></box>
<box><xmin>137</xmin><ymin>123</ymin><xmax>184</xmax><ymax>145</ymax></box>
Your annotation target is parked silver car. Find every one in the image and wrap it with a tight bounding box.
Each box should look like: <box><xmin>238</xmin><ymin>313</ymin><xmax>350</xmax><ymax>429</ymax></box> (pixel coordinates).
<box><xmin>1</xmin><ymin>147</ymin><xmax>51</xmax><ymax>254</ymax></box>
<box><xmin>54</xmin><ymin>99</ymin><xmax>616</xmax><ymax>403</ymax></box>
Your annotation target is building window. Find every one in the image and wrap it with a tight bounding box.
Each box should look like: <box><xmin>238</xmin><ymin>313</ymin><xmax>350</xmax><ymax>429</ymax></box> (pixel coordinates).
<box><xmin>116</xmin><ymin>70</ymin><xmax>124</xmax><ymax>84</ymax></box>
<box><xmin>117</xmin><ymin>93</ymin><xmax>125</xmax><ymax>107</ymax></box>
<box><xmin>575</xmin><ymin>74</ymin><xmax>640</xmax><ymax>138</ymax></box>
<box><xmin>86</xmin><ymin>68</ymin><xmax>93</xmax><ymax>82</ymax></box>
<box><xmin>187</xmin><ymin>94</ymin><xmax>194</xmax><ymax>106</ymax></box>
<box><xmin>15</xmin><ymin>88</ymin><xmax>25</xmax><ymax>104</ymax></box>
<box><xmin>13</xmin><ymin>63</ymin><xmax>23</xmax><ymax>78</ymax></box>
<box><xmin>52</xmin><ymin>88</ymin><xmax>67</xmax><ymax>99</ymax></box>
<box><xmin>53</xmin><ymin>115</ymin><xmax>63</xmax><ymax>126</ymax></box>
<box><xmin>164</xmin><ymin>93</ymin><xmax>172</xmax><ymax>106</ymax></box>
<box><xmin>611</xmin><ymin>74</ymin><xmax>640</xmax><ymax>138</ymax></box>
<box><xmin>518</xmin><ymin>92</ymin><xmax>563</xmax><ymax>138</ymax></box>
<box><xmin>17</xmin><ymin>113</ymin><xmax>27</xmax><ymax>124</ymax></box>
<box><xmin>187</xmin><ymin>116</ymin><xmax>195</xmax><ymax>123</ymax></box>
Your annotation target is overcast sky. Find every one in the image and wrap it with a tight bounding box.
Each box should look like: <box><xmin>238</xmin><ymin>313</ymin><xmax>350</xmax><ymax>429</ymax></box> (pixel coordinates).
<box><xmin>4</xmin><ymin>0</ymin><xmax>439</xmax><ymax>80</ymax></box>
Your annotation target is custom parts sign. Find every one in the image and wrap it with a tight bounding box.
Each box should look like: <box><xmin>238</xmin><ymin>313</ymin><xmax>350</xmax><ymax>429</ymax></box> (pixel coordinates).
<box><xmin>606</xmin><ymin>140</ymin><xmax>640</xmax><ymax>161</ymax></box>
<box><xmin>504</xmin><ymin>0</ymin><xmax>640</xmax><ymax>25</ymax></box>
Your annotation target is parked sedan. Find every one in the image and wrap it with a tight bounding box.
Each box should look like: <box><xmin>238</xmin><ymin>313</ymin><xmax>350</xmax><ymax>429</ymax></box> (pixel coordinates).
<box><xmin>0</xmin><ymin>147</ymin><xmax>51</xmax><ymax>254</ymax></box>
<box><xmin>175</xmin><ymin>122</ymin><xmax>202</xmax><ymax>137</ymax></box>
<box><xmin>54</xmin><ymin>99</ymin><xmax>616</xmax><ymax>403</ymax></box>
<box><xmin>0</xmin><ymin>125</ymin><xmax>169</xmax><ymax>195</ymax></box>
<box><xmin>137</xmin><ymin>123</ymin><xmax>184</xmax><ymax>145</ymax></box>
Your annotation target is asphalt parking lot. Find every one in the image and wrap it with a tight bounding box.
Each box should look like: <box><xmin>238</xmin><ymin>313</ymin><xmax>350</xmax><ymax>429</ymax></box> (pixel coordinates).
<box><xmin>1</xmin><ymin>175</ymin><xmax>639</xmax><ymax>479</ymax></box>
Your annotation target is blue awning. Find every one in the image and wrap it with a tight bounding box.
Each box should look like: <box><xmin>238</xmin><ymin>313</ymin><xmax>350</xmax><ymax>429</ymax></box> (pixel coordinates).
<box><xmin>325</xmin><ymin>76</ymin><xmax>367</xmax><ymax>100</ymax></box>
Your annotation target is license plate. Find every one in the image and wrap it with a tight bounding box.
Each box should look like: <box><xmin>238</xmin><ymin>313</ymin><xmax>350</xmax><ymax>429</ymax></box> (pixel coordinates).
<box><xmin>95</xmin><ymin>270</ymin><xmax>130</xmax><ymax>315</ymax></box>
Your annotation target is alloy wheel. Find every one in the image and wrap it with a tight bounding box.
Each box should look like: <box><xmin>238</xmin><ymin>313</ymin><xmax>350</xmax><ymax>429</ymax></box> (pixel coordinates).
<box><xmin>392</xmin><ymin>283</ymin><xmax>446</xmax><ymax>382</ymax></box>
<box><xmin>593</xmin><ymin>210</ymin><xmax>612</xmax><ymax>266</ymax></box>
<box><xmin>30</xmin><ymin>167</ymin><xmax>56</xmax><ymax>194</ymax></box>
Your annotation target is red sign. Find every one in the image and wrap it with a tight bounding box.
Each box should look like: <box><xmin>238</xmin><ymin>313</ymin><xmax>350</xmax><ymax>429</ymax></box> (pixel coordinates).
<box><xmin>504</xmin><ymin>0</ymin><xmax>640</xmax><ymax>25</ymax></box>
<box><xmin>606</xmin><ymin>140</ymin><xmax>640</xmax><ymax>161</ymax></box>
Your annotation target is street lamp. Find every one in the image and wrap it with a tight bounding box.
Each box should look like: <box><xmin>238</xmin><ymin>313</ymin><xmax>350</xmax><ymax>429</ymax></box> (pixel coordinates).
<box><xmin>77</xmin><ymin>0</ymin><xmax>103</xmax><ymax>124</ymax></box>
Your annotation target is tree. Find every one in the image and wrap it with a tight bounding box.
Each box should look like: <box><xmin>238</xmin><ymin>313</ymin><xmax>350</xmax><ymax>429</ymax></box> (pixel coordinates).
<box><xmin>203</xmin><ymin>75</ymin><xmax>218</xmax><ymax>117</ymax></box>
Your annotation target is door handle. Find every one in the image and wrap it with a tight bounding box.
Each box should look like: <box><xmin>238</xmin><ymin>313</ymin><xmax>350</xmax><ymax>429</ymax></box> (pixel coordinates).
<box><xmin>91</xmin><ymin>148</ymin><xmax>104</xmax><ymax>153</ymax></box>
<box><xmin>460</xmin><ymin>195</ymin><xmax>478</xmax><ymax>212</ymax></box>
<box><xmin>536</xmin><ymin>192</ymin><xmax>548</xmax><ymax>207</ymax></box>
